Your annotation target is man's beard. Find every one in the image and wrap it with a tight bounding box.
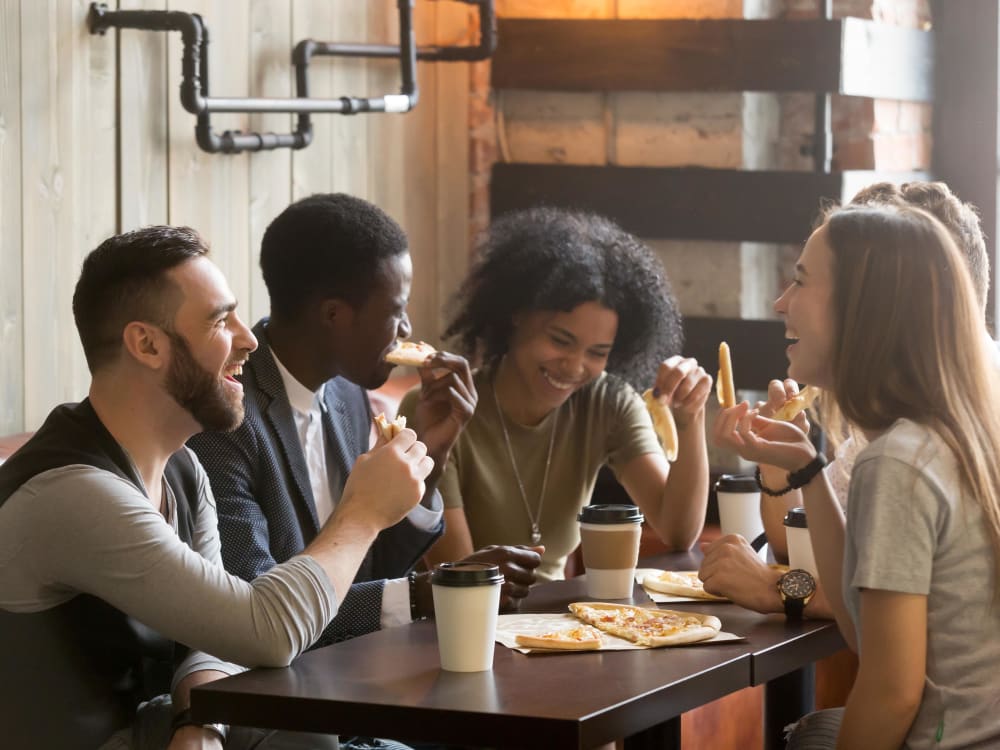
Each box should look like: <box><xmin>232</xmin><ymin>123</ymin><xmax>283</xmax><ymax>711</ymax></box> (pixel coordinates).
<box><xmin>165</xmin><ymin>331</ymin><xmax>244</xmax><ymax>432</ymax></box>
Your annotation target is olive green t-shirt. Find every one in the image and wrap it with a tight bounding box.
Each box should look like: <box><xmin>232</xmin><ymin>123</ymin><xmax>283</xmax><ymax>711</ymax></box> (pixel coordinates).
<box><xmin>400</xmin><ymin>368</ymin><xmax>660</xmax><ymax>581</ymax></box>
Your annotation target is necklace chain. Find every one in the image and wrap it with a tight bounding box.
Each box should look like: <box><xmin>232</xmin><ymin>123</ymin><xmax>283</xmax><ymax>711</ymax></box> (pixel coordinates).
<box><xmin>492</xmin><ymin>374</ymin><xmax>557</xmax><ymax>546</ymax></box>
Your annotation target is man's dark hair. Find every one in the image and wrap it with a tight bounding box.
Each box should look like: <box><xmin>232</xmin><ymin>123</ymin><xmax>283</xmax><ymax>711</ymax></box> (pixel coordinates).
<box><xmin>73</xmin><ymin>226</ymin><xmax>208</xmax><ymax>373</ymax></box>
<box><xmin>445</xmin><ymin>207</ymin><xmax>682</xmax><ymax>389</ymax></box>
<box><xmin>260</xmin><ymin>193</ymin><xmax>409</xmax><ymax>320</ymax></box>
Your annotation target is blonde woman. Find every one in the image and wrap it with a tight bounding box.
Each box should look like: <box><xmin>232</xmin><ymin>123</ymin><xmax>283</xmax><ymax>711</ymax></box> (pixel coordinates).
<box><xmin>714</xmin><ymin>203</ymin><xmax>1000</xmax><ymax>749</ymax></box>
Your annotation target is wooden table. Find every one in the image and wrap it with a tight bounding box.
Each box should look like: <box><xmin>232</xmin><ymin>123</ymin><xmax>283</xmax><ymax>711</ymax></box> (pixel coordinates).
<box><xmin>192</xmin><ymin>551</ymin><xmax>844</xmax><ymax>749</ymax></box>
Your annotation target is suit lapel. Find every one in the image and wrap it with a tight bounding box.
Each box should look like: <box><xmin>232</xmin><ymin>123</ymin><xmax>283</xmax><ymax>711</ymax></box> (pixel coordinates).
<box><xmin>249</xmin><ymin>321</ymin><xmax>321</xmax><ymax>534</ymax></box>
<box><xmin>322</xmin><ymin>377</ymin><xmax>362</xmax><ymax>486</ymax></box>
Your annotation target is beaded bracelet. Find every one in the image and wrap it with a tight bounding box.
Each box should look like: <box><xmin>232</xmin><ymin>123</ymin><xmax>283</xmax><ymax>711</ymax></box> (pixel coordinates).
<box><xmin>755</xmin><ymin>465</ymin><xmax>795</xmax><ymax>496</ymax></box>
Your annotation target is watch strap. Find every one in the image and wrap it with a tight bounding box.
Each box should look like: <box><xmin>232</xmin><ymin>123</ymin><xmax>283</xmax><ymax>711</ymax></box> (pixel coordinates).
<box><xmin>170</xmin><ymin>707</ymin><xmax>228</xmax><ymax>741</ymax></box>
<box><xmin>781</xmin><ymin>593</ymin><xmax>806</xmax><ymax>620</ymax></box>
<box><xmin>787</xmin><ymin>453</ymin><xmax>828</xmax><ymax>490</ymax></box>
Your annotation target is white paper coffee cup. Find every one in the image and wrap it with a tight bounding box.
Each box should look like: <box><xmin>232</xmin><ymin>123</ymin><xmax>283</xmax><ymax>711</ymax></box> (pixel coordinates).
<box><xmin>431</xmin><ymin>562</ymin><xmax>503</xmax><ymax>672</ymax></box>
<box><xmin>715</xmin><ymin>474</ymin><xmax>765</xmax><ymax>546</ymax></box>
<box><xmin>578</xmin><ymin>504</ymin><xmax>644</xmax><ymax>599</ymax></box>
<box><xmin>784</xmin><ymin>507</ymin><xmax>818</xmax><ymax>578</ymax></box>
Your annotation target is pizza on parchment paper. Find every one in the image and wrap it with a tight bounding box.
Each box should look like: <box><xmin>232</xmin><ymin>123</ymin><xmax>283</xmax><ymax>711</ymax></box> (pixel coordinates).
<box><xmin>514</xmin><ymin>625</ymin><xmax>603</xmax><ymax>651</ymax></box>
<box><xmin>568</xmin><ymin>602</ymin><xmax>721</xmax><ymax>647</ymax></box>
<box><xmin>642</xmin><ymin>570</ymin><xmax>727</xmax><ymax>601</ymax></box>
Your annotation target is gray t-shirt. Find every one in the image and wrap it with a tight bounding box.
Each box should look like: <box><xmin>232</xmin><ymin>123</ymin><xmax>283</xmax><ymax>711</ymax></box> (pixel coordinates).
<box><xmin>0</xmin><ymin>452</ymin><xmax>337</xmax><ymax>676</ymax></box>
<box><xmin>845</xmin><ymin>419</ymin><xmax>1000</xmax><ymax>749</ymax></box>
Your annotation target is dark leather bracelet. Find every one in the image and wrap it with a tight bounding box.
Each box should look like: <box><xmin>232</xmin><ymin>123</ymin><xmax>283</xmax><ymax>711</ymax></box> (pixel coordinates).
<box><xmin>756</xmin><ymin>453</ymin><xmax>828</xmax><ymax>496</ymax></box>
<box><xmin>170</xmin><ymin>707</ymin><xmax>228</xmax><ymax>741</ymax></box>
<box><xmin>787</xmin><ymin>453</ymin><xmax>828</xmax><ymax>489</ymax></box>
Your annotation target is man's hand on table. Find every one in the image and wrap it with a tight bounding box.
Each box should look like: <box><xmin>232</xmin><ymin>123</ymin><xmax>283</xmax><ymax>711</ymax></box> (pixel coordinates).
<box><xmin>461</xmin><ymin>545</ymin><xmax>543</xmax><ymax>612</ymax></box>
<box><xmin>698</xmin><ymin>534</ymin><xmax>783</xmax><ymax>614</ymax></box>
<box><xmin>413</xmin><ymin>545</ymin><xmax>544</xmax><ymax>617</ymax></box>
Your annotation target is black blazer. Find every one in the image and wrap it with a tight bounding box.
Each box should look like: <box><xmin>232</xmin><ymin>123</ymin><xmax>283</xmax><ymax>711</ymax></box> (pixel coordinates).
<box><xmin>189</xmin><ymin>319</ymin><xmax>442</xmax><ymax>645</ymax></box>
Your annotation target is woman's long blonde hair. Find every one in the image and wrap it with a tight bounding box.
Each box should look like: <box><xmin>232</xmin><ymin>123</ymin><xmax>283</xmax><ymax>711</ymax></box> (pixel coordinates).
<box><xmin>824</xmin><ymin>203</ymin><xmax>1000</xmax><ymax>592</ymax></box>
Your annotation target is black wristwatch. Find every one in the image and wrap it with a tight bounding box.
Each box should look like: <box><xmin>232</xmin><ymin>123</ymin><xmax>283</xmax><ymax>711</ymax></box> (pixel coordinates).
<box><xmin>777</xmin><ymin>568</ymin><xmax>816</xmax><ymax>620</ymax></box>
<box><xmin>170</xmin><ymin>707</ymin><xmax>228</xmax><ymax>742</ymax></box>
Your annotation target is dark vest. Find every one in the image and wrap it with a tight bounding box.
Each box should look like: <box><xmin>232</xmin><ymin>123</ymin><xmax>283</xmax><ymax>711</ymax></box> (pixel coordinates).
<box><xmin>0</xmin><ymin>400</ymin><xmax>201</xmax><ymax>750</ymax></box>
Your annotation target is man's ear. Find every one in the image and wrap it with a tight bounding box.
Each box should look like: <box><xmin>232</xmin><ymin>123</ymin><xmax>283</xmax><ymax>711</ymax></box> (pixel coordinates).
<box><xmin>319</xmin><ymin>298</ymin><xmax>355</xmax><ymax>331</ymax></box>
<box><xmin>121</xmin><ymin>321</ymin><xmax>169</xmax><ymax>370</ymax></box>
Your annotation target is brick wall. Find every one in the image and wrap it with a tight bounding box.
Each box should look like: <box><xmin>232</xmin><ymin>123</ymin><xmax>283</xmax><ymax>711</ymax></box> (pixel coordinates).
<box><xmin>470</xmin><ymin>0</ymin><xmax>931</xmax><ymax>469</ymax></box>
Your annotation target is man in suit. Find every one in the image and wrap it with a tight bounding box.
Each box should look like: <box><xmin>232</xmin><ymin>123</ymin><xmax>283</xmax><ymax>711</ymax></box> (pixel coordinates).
<box><xmin>189</xmin><ymin>193</ymin><xmax>541</xmax><ymax>651</ymax></box>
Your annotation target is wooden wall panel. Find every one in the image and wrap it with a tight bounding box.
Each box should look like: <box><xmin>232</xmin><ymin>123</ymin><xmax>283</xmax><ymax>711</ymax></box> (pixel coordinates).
<box><xmin>166</xmin><ymin>0</ymin><xmax>251</xmax><ymax>318</ymax></box>
<box><xmin>20</xmin><ymin>0</ymin><xmax>115</xmax><ymax>427</ymax></box>
<box><xmin>247</xmin><ymin>0</ymin><xmax>292</xmax><ymax>325</ymax></box>
<box><xmin>291</xmin><ymin>0</ymin><xmax>337</xmax><ymax>201</ymax></box>
<box><xmin>0</xmin><ymin>0</ymin><xmax>23</xmax><ymax>433</ymax></box>
<box><xmin>2</xmin><ymin>0</ymin><xmax>474</xmax><ymax>431</ymax></box>
<box><xmin>119</xmin><ymin>0</ymin><xmax>169</xmax><ymax>229</ymax></box>
<box><xmin>432</xmin><ymin>2</ymin><xmax>472</xmax><ymax>335</ymax></box>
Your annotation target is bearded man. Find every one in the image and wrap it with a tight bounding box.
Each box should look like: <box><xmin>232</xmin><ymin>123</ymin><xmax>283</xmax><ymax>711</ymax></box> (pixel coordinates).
<box><xmin>0</xmin><ymin>226</ymin><xmax>431</xmax><ymax>750</ymax></box>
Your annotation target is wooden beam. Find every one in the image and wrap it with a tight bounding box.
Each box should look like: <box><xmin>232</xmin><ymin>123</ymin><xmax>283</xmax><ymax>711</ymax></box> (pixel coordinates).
<box><xmin>491</xmin><ymin>164</ymin><xmax>929</xmax><ymax>245</ymax></box>
<box><xmin>931</xmin><ymin>0</ymin><xmax>1000</xmax><ymax>329</ymax></box>
<box><xmin>492</xmin><ymin>18</ymin><xmax>933</xmax><ymax>102</ymax></box>
<box><xmin>682</xmin><ymin>317</ymin><xmax>787</xmax><ymax>393</ymax></box>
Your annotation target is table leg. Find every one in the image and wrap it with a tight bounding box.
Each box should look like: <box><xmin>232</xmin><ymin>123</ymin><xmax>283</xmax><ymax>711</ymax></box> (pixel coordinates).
<box><xmin>623</xmin><ymin>715</ymin><xmax>681</xmax><ymax>750</ymax></box>
<box><xmin>764</xmin><ymin>665</ymin><xmax>815</xmax><ymax>750</ymax></box>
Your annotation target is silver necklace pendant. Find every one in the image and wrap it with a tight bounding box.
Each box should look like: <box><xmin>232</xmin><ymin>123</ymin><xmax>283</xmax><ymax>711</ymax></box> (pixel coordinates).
<box><xmin>530</xmin><ymin>526</ymin><xmax>542</xmax><ymax>545</ymax></box>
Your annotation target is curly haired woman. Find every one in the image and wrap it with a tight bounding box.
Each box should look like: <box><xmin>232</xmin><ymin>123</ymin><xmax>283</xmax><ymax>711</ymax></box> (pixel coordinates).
<box><xmin>401</xmin><ymin>207</ymin><xmax>712</xmax><ymax>582</ymax></box>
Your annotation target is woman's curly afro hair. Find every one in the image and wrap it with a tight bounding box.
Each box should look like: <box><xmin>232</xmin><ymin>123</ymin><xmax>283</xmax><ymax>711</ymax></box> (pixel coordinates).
<box><xmin>444</xmin><ymin>207</ymin><xmax>682</xmax><ymax>389</ymax></box>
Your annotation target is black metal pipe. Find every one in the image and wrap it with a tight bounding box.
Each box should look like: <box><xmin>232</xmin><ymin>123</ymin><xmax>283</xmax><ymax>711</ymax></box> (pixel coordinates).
<box><xmin>298</xmin><ymin>0</ymin><xmax>496</xmax><ymax>63</ymax></box>
<box><xmin>87</xmin><ymin>0</ymin><xmax>492</xmax><ymax>154</ymax></box>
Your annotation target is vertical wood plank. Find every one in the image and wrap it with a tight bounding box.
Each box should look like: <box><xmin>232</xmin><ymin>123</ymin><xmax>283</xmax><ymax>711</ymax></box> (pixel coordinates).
<box><xmin>0</xmin><ymin>0</ymin><xmax>23</xmax><ymax>432</ymax></box>
<box><xmin>329</xmin><ymin>1</ymin><xmax>369</xmax><ymax>197</ymax></box>
<box><xmin>400</xmin><ymin>0</ymin><xmax>440</xmax><ymax>342</ymax></box>
<box><xmin>433</xmin><ymin>1</ymin><xmax>471</xmax><ymax>336</ymax></box>
<box><xmin>166</xmin><ymin>0</ymin><xmax>251</xmax><ymax>316</ymax></box>
<box><xmin>247</xmin><ymin>0</ymin><xmax>292</xmax><ymax>324</ymax></box>
<box><xmin>291</xmin><ymin>0</ymin><xmax>335</xmax><ymax>199</ymax></box>
<box><xmin>21</xmin><ymin>0</ymin><xmax>116</xmax><ymax>428</ymax></box>
<box><xmin>119</xmin><ymin>0</ymin><xmax>169</xmax><ymax>229</ymax></box>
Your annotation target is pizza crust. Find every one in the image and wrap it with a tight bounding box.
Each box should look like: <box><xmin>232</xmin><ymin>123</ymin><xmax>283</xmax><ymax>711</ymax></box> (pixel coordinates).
<box><xmin>568</xmin><ymin>602</ymin><xmax>721</xmax><ymax>647</ymax></box>
<box><xmin>374</xmin><ymin>412</ymin><xmax>407</xmax><ymax>441</ymax></box>
<box><xmin>384</xmin><ymin>340</ymin><xmax>437</xmax><ymax>367</ymax></box>
<box><xmin>642</xmin><ymin>570</ymin><xmax>727</xmax><ymax>601</ymax></box>
<box><xmin>514</xmin><ymin>625</ymin><xmax>603</xmax><ymax>651</ymax></box>
<box><xmin>772</xmin><ymin>385</ymin><xmax>819</xmax><ymax>422</ymax></box>
<box><xmin>642</xmin><ymin>389</ymin><xmax>678</xmax><ymax>462</ymax></box>
<box><xmin>716</xmin><ymin>341</ymin><xmax>737</xmax><ymax>408</ymax></box>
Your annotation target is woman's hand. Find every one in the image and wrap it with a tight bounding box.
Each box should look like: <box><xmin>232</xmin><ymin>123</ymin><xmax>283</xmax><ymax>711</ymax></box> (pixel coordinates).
<box><xmin>712</xmin><ymin>401</ymin><xmax>816</xmax><ymax>472</ymax></box>
<box><xmin>653</xmin><ymin>355</ymin><xmax>712</xmax><ymax>428</ymax></box>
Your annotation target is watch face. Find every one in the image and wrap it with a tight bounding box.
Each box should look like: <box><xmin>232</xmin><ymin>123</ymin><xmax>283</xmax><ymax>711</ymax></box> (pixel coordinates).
<box><xmin>780</xmin><ymin>569</ymin><xmax>816</xmax><ymax>599</ymax></box>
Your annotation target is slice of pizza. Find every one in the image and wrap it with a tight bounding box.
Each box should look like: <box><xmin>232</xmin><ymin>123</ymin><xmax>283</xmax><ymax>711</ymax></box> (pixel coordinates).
<box><xmin>642</xmin><ymin>389</ymin><xmax>678</xmax><ymax>462</ymax></box>
<box><xmin>642</xmin><ymin>570</ymin><xmax>727</xmax><ymax>601</ymax></box>
<box><xmin>568</xmin><ymin>602</ymin><xmax>721</xmax><ymax>647</ymax></box>
<box><xmin>384</xmin><ymin>340</ymin><xmax>437</xmax><ymax>367</ymax></box>
<box><xmin>374</xmin><ymin>412</ymin><xmax>407</xmax><ymax>441</ymax></box>
<box><xmin>514</xmin><ymin>625</ymin><xmax>603</xmax><ymax>651</ymax></box>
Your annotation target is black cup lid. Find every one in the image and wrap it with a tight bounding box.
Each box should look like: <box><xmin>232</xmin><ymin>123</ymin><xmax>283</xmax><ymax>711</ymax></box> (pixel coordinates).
<box><xmin>784</xmin><ymin>506</ymin><xmax>808</xmax><ymax>528</ymax></box>
<box><xmin>577</xmin><ymin>503</ymin><xmax>644</xmax><ymax>524</ymax></box>
<box><xmin>715</xmin><ymin>473</ymin><xmax>759</xmax><ymax>493</ymax></box>
<box><xmin>431</xmin><ymin>562</ymin><xmax>504</xmax><ymax>587</ymax></box>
